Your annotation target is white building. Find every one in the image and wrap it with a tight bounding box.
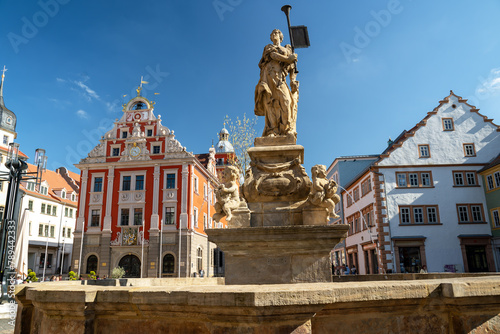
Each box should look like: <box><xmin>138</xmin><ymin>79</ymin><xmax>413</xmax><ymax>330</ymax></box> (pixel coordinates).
<box><xmin>338</xmin><ymin>92</ymin><xmax>500</xmax><ymax>274</ymax></box>
<box><xmin>19</xmin><ymin>165</ymin><xmax>79</xmax><ymax>279</ymax></box>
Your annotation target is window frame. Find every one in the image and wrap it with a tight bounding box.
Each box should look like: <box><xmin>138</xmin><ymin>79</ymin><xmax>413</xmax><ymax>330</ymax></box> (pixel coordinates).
<box><xmin>165</xmin><ymin>172</ymin><xmax>176</xmax><ymax>189</ymax></box>
<box><xmin>463</xmin><ymin>143</ymin><xmax>476</xmax><ymax>157</ymax></box>
<box><xmin>442</xmin><ymin>118</ymin><xmax>454</xmax><ymax>131</ymax></box>
<box><xmin>453</xmin><ymin>171</ymin><xmax>478</xmax><ymax>187</ymax></box>
<box><xmin>399</xmin><ymin>205</ymin><xmax>440</xmax><ymax>225</ymax></box>
<box><xmin>418</xmin><ymin>144</ymin><xmax>430</xmax><ymax>158</ymax></box>
<box><xmin>492</xmin><ymin>209</ymin><xmax>500</xmax><ymax>228</ymax></box>
<box><xmin>90</xmin><ymin>209</ymin><xmax>101</xmax><ymax>227</ymax></box>
<box><xmin>395</xmin><ymin>171</ymin><xmax>433</xmax><ymax>188</ymax></box>
<box><xmin>361</xmin><ymin>178</ymin><xmax>372</xmax><ymax>197</ymax></box>
<box><xmin>164</xmin><ymin>207</ymin><xmax>175</xmax><ymax>225</ymax></box>
<box><xmin>92</xmin><ymin>175</ymin><xmax>104</xmax><ymax>193</ymax></box>
<box><xmin>456</xmin><ymin>204</ymin><xmax>485</xmax><ymax>223</ymax></box>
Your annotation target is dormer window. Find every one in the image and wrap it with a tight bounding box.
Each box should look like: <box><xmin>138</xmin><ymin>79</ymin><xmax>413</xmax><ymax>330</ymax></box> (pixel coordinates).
<box><xmin>61</xmin><ymin>190</ymin><xmax>66</xmax><ymax>199</ymax></box>
<box><xmin>71</xmin><ymin>193</ymin><xmax>76</xmax><ymax>202</ymax></box>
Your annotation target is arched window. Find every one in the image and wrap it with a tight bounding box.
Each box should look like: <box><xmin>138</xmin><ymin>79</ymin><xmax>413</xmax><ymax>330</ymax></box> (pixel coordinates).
<box><xmin>197</xmin><ymin>247</ymin><xmax>203</xmax><ymax>272</ymax></box>
<box><xmin>86</xmin><ymin>255</ymin><xmax>98</xmax><ymax>274</ymax></box>
<box><xmin>162</xmin><ymin>254</ymin><xmax>175</xmax><ymax>274</ymax></box>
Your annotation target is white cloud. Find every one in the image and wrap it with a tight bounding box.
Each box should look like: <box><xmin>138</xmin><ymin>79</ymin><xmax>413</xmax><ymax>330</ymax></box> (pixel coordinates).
<box><xmin>74</xmin><ymin>81</ymin><xmax>100</xmax><ymax>101</ymax></box>
<box><xmin>56</xmin><ymin>78</ymin><xmax>66</xmax><ymax>83</ymax></box>
<box><xmin>476</xmin><ymin>67</ymin><xmax>500</xmax><ymax>94</ymax></box>
<box><xmin>76</xmin><ymin>109</ymin><xmax>89</xmax><ymax>119</ymax></box>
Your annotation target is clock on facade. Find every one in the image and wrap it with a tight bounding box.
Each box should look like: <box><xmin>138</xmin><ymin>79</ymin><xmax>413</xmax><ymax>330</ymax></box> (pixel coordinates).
<box><xmin>130</xmin><ymin>145</ymin><xmax>141</xmax><ymax>157</ymax></box>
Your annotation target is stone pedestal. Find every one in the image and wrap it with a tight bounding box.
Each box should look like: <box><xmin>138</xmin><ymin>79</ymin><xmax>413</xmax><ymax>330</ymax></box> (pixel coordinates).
<box><xmin>242</xmin><ymin>135</ymin><xmax>311</xmax><ymax>227</ymax></box>
<box><xmin>206</xmin><ymin>225</ymin><xmax>348</xmax><ymax>284</ymax></box>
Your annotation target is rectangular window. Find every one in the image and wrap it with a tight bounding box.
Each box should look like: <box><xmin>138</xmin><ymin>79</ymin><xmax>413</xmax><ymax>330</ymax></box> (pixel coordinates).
<box><xmin>153</xmin><ymin>146</ymin><xmax>160</xmax><ymax>154</ymax></box>
<box><xmin>453</xmin><ymin>171</ymin><xmax>477</xmax><ymax>187</ymax></box>
<box><xmin>38</xmin><ymin>224</ymin><xmax>43</xmax><ymax>236</ymax></box>
<box><xmin>487</xmin><ymin>175</ymin><xmax>494</xmax><ymax>190</ymax></box>
<box><xmin>94</xmin><ymin>177</ymin><xmax>103</xmax><ymax>192</ymax></box>
<box><xmin>50</xmin><ymin>226</ymin><xmax>55</xmax><ymax>238</ymax></box>
<box><xmin>121</xmin><ymin>208</ymin><xmax>129</xmax><ymax>226</ymax></box>
<box><xmin>67</xmin><ymin>228</ymin><xmax>71</xmax><ymax>238</ymax></box>
<box><xmin>112</xmin><ymin>147</ymin><xmax>120</xmax><ymax>156</ymax></box>
<box><xmin>495</xmin><ymin>172</ymin><xmax>500</xmax><ymax>188</ymax></box>
<box><xmin>135</xmin><ymin>175</ymin><xmax>144</xmax><ymax>191</ymax></box>
<box><xmin>46</xmin><ymin>205</ymin><xmax>51</xmax><ymax>215</ymax></box>
<box><xmin>65</xmin><ymin>207</ymin><xmax>69</xmax><ymax>217</ymax></box>
<box><xmin>458</xmin><ymin>206</ymin><xmax>469</xmax><ymax>222</ymax></box>
<box><xmin>418</xmin><ymin>145</ymin><xmax>430</xmax><ymax>158</ymax></box>
<box><xmin>28</xmin><ymin>200</ymin><xmax>33</xmax><ymax>211</ymax></box>
<box><xmin>427</xmin><ymin>207</ymin><xmax>437</xmax><ymax>223</ymax></box>
<box><xmin>353</xmin><ymin>188</ymin><xmax>359</xmax><ymax>202</ymax></box>
<box><xmin>397</xmin><ymin>174</ymin><xmax>407</xmax><ymax>187</ymax></box>
<box><xmin>147</xmin><ymin>129</ymin><xmax>153</xmax><ymax>137</ymax></box>
<box><xmin>346</xmin><ymin>193</ymin><xmax>353</xmax><ymax>207</ymax></box>
<box><xmin>466</xmin><ymin>172</ymin><xmax>476</xmax><ymax>185</ymax></box>
<box><xmin>456</xmin><ymin>204</ymin><xmax>486</xmax><ymax>223</ymax></box>
<box><xmin>41</xmin><ymin>203</ymin><xmax>46</xmax><ymax>214</ymax></box>
<box><xmin>52</xmin><ymin>206</ymin><xmax>56</xmax><ymax>216</ymax></box>
<box><xmin>421</xmin><ymin>173</ymin><xmax>431</xmax><ymax>186</ymax></box>
<box><xmin>69</xmin><ymin>209</ymin><xmax>73</xmax><ymax>218</ymax></box>
<box><xmin>493</xmin><ymin>210</ymin><xmax>500</xmax><ymax>228</ymax></box>
<box><xmin>400</xmin><ymin>208</ymin><xmax>410</xmax><ymax>224</ymax></box>
<box><xmin>442</xmin><ymin>118</ymin><xmax>454</xmax><ymax>131</ymax></box>
<box><xmin>471</xmin><ymin>205</ymin><xmax>482</xmax><ymax>222</ymax></box>
<box><xmin>194</xmin><ymin>177</ymin><xmax>199</xmax><ymax>193</ymax></box>
<box><xmin>134</xmin><ymin>208</ymin><xmax>143</xmax><ymax>225</ymax></box>
<box><xmin>91</xmin><ymin>209</ymin><xmax>100</xmax><ymax>227</ymax></box>
<box><xmin>194</xmin><ymin>207</ymin><xmax>199</xmax><ymax>228</ymax></box>
<box><xmin>463</xmin><ymin>143</ymin><xmax>476</xmax><ymax>157</ymax></box>
<box><xmin>121</xmin><ymin>131</ymin><xmax>128</xmax><ymax>139</ymax></box>
<box><xmin>361</xmin><ymin>178</ymin><xmax>371</xmax><ymax>197</ymax></box>
<box><xmin>166</xmin><ymin>173</ymin><xmax>176</xmax><ymax>189</ymax></box>
<box><xmin>165</xmin><ymin>207</ymin><xmax>175</xmax><ymax>225</ymax></box>
<box><xmin>2</xmin><ymin>135</ymin><xmax>7</xmax><ymax>145</ymax></box>
<box><xmin>122</xmin><ymin>176</ymin><xmax>131</xmax><ymax>191</ymax></box>
<box><xmin>44</xmin><ymin>225</ymin><xmax>49</xmax><ymax>237</ymax></box>
<box><xmin>396</xmin><ymin>171</ymin><xmax>433</xmax><ymax>188</ymax></box>
<box><xmin>62</xmin><ymin>227</ymin><xmax>66</xmax><ymax>238</ymax></box>
<box><xmin>399</xmin><ymin>205</ymin><xmax>439</xmax><ymax>224</ymax></box>
<box><xmin>413</xmin><ymin>207</ymin><xmax>424</xmax><ymax>224</ymax></box>
<box><xmin>409</xmin><ymin>173</ymin><xmax>419</xmax><ymax>187</ymax></box>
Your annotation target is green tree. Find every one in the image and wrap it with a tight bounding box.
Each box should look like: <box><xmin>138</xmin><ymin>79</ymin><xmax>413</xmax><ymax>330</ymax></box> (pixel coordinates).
<box><xmin>68</xmin><ymin>271</ymin><xmax>77</xmax><ymax>280</ymax></box>
<box><xmin>224</xmin><ymin>114</ymin><xmax>258</xmax><ymax>181</ymax></box>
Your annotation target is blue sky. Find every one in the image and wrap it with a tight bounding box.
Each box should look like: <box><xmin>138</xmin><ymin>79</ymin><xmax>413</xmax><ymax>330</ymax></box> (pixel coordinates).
<box><xmin>1</xmin><ymin>0</ymin><xmax>500</xmax><ymax>174</ymax></box>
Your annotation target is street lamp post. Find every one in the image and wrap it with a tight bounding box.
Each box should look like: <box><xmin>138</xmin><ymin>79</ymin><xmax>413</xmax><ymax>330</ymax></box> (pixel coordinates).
<box><xmin>0</xmin><ymin>143</ymin><xmax>46</xmax><ymax>300</ymax></box>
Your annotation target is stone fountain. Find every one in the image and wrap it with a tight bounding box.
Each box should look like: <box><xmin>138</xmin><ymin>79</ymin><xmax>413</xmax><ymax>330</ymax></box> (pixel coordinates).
<box><xmin>207</xmin><ymin>28</ymin><xmax>348</xmax><ymax>285</ymax></box>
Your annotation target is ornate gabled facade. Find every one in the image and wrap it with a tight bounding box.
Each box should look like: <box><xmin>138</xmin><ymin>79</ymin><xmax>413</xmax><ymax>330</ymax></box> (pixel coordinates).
<box><xmin>71</xmin><ymin>87</ymin><xmax>224</xmax><ymax>278</ymax></box>
<box><xmin>330</xmin><ymin>91</ymin><xmax>500</xmax><ymax>274</ymax></box>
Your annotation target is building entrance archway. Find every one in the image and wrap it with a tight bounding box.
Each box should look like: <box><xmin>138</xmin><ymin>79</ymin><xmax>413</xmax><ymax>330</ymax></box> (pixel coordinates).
<box><xmin>118</xmin><ymin>254</ymin><xmax>141</xmax><ymax>278</ymax></box>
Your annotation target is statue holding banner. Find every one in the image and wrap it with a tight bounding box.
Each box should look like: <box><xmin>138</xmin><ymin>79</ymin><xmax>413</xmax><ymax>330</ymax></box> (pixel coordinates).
<box><xmin>254</xmin><ymin>29</ymin><xmax>299</xmax><ymax>138</ymax></box>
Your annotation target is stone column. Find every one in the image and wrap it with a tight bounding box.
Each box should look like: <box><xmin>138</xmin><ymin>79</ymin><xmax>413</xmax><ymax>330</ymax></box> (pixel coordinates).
<box><xmin>150</xmin><ymin>164</ymin><xmax>160</xmax><ymax>230</ymax></box>
<box><xmin>72</xmin><ymin>169</ymin><xmax>87</xmax><ymax>272</ymax></box>
<box><xmin>179</xmin><ymin>164</ymin><xmax>189</xmax><ymax>230</ymax></box>
<box><xmin>103</xmin><ymin>166</ymin><xmax>114</xmax><ymax>232</ymax></box>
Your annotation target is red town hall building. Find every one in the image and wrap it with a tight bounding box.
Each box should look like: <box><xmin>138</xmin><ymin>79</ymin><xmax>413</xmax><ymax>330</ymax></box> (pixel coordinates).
<box><xmin>71</xmin><ymin>89</ymin><xmax>229</xmax><ymax>278</ymax></box>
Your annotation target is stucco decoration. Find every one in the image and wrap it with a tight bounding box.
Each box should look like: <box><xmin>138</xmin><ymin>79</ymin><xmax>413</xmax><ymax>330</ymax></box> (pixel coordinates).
<box><xmin>255</xmin><ymin>29</ymin><xmax>299</xmax><ymax>138</ymax></box>
<box><xmin>110</xmin><ymin>232</ymin><xmax>122</xmax><ymax>246</ymax></box>
<box><xmin>213</xmin><ymin>165</ymin><xmax>241</xmax><ymax>223</ymax></box>
<box><xmin>81</xmin><ymin>141</ymin><xmax>106</xmax><ymax>163</ymax></box>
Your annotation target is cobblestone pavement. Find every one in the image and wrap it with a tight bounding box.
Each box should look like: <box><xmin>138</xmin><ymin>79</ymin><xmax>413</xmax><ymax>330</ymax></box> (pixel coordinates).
<box><xmin>0</xmin><ymin>319</ymin><xmax>14</xmax><ymax>334</ymax></box>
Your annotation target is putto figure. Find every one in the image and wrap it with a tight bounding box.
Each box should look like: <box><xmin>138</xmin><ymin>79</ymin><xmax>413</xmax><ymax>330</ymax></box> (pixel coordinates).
<box><xmin>255</xmin><ymin>29</ymin><xmax>299</xmax><ymax>137</ymax></box>
<box><xmin>213</xmin><ymin>165</ymin><xmax>241</xmax><ymax>222</ymax></box>
<box><xmin>309</xmin><ymin>164</ymin><xmax>340</xmax><ymax>219</ymax></box>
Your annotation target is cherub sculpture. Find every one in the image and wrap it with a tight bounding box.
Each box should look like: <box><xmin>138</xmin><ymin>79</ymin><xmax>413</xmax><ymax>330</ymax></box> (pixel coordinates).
<box><xmin>308</xmin><ymin>164</ymin><xmax>340</xmax><ymax>219</ymax></box>
<box><xmin>212</xmin><ymin>165</ymin><xmax>240</xmax><ymax>222</ymax></box>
